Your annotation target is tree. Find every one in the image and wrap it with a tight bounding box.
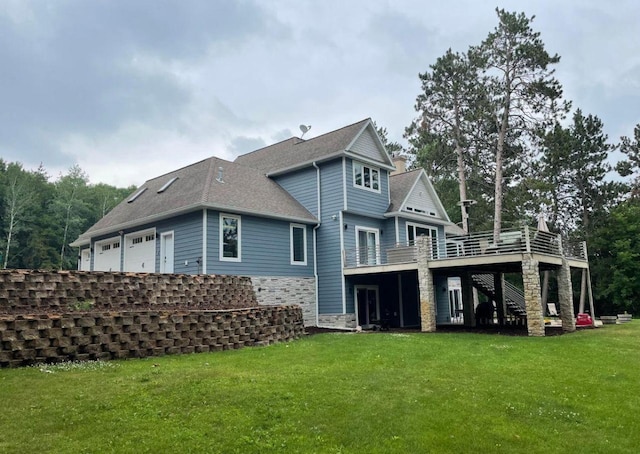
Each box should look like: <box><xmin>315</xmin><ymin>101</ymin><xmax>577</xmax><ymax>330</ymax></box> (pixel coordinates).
<box><xmin>52</xmin><ymin>166</ymin><xmax>90</xmax><ymax>270</ymax></box>
<box><xmin>538</xmin><ymin>110</ymin><xmax>620</xmax><ymax>240</ymax></box>
<box><xmin>471</xmin><ymin>9</ymin><xmax>570</xmax><ymax>240</ymax></box>
<box><xmin>405</xmin><ymin>49</ymin><xmax>484</xmax><ymax>232</ymax></box>
<box><xmin>617</xmin><ymin>123</ymin><xmax>640</xmax><ymax>196</ymax></box>
<box><xmin>373</xmin><ymin>121</ymin><xmax>404</xmax><ymax>157</ymax></box>
<box><xmin>590</xmin><ymin>198</ymin><xmax>640</xmax><ymax>314</ymax></box>
<box><xmin>1</xmin><ymin>163</ymin><xmax>37</xmax><ymax>268</ymax></box>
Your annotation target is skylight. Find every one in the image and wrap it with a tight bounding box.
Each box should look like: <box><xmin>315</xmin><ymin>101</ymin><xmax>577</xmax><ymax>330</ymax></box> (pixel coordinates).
<box><xmin>127</xmin><ymin>187</ymin><xmax>147</xmax><ymax>203</ymax></box>
<box><xmin>157</xmin><ymin>176</ymin><xmax>178</xmax><ymax>193</ymax></box>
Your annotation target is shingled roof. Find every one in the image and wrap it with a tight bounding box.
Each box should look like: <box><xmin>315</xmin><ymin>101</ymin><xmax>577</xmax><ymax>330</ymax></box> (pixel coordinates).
<box><xmin>71</xmin><ymin>156</ymin><xmax>317</xmax><ymax>245</ymax></box>
<box><xmin>235</xmin><ymin>118</ymin><xmax>373</xmax><ymax>174</ymax></box>
<box><xmin>388</xmin><ymin>169</ymin><xmax>422</xmax><ymax>212</ymax></box>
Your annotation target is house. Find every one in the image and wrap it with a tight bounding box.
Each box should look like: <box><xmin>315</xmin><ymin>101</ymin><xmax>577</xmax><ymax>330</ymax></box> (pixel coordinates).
<box><xmin>72</xmin><ymin>118</ymin><xmax>592</xmax><ymax>335</ymax></box>
<box><xmin>72</xmin><ymin>119</ymin><xmax>457</xmax><ymax>329</ymax></box>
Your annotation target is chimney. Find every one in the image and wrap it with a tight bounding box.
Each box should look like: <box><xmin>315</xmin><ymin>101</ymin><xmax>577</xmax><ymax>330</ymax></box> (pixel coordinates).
<box><xmin>390</xmin><ymin>154</ymin><xmax>407</xmax><ymax>176</ymax></box>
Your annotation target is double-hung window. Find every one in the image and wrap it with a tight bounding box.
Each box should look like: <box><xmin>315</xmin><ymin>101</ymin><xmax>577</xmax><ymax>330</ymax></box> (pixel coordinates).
<box><xmin>220</xmin><ymin>214</ymin><xmax>241</xmax><ymax>261</ymax></box>
<box><xmin>353</xmin><ymin>162</ymin><xmax>380</xmax><ymax>192</ymax></box>
<box><xmin>290</xmin><ymin>224</ymin><xmax>307</xmax><ymax>265</ymax></box>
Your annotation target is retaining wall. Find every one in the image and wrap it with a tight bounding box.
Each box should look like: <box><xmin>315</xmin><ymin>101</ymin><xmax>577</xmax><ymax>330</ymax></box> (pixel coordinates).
<box><xmin>0</xmin><ymin>306</ymin><xmax>304</xmax><ymax>368</ymax></box>
<box><xmin>0</xmin><ymin>270</ymin><xmax>257</xmax><ymax>314</ymax></box>
<box><xmin>0</xmin><ymin>270</ymin><xmax>304</xmax><ymax>367</ymax></box>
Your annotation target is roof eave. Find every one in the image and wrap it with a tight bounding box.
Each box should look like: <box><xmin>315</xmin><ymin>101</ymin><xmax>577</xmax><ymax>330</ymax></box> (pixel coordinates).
<box><xmin>266</xmin><ymin>151</ymin><xmax>346</xmax><ymax>176</ymax></box>
<box><xmin>384</xmin><ymin>211</ymin><xmax>454</xmax><ymax>227</ymax></box>
<box><xmin>71</xmin><ymin>203</ymin><xmax>318</xmax><ymax>246</ymax></box>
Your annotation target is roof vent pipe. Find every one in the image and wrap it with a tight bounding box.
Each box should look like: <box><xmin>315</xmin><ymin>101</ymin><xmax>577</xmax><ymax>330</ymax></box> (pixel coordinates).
<box><xmin>216</xmin><ymin>167</ymin><xmax>224</xmax><ymax>183</ymax></box>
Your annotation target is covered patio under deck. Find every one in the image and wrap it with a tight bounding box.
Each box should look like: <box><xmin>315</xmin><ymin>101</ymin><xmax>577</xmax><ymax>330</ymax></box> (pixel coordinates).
<box><xmin>343</xmin><ymin>226</ymin><xmax>592</xmax><ymax>336</ymax></box>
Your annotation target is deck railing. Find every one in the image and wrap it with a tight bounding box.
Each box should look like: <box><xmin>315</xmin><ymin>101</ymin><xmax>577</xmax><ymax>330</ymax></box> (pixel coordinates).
<box><xmin>342</xmin><ymin>226</ymin><xmax>588</xmax><ymax>269</ymax></box>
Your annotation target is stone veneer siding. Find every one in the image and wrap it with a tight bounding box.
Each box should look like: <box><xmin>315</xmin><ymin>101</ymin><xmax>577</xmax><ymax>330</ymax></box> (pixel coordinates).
<box><xmin>0</xmin><ymin>307</ymin><xmax>304</xmax><ymax>368</ymax></box>
<box><xmin>251</xmin><ymin>277</ymin><xmax>316</xmax><ymax>327</ymax></box>
<box><xmin>317</xmin><ymin>314</ymin><xmax>356</xmax><ymax>329</ymax></box>
<box><xmin>522</xmin><ymin>254</ymin><xmax>545</xmax><ymax>336</ymax></box>
<box><xmin>417</xmin><ymin>237</ymin><xmax>436</xmax><ymax>332</ymax></box>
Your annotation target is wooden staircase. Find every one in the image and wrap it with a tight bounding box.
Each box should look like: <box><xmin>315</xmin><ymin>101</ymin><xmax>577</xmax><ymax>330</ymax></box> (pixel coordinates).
<box><xmin>471</xmin><ymin>274</ymin><xmax>527</xmax><ymax>317</ymax></box>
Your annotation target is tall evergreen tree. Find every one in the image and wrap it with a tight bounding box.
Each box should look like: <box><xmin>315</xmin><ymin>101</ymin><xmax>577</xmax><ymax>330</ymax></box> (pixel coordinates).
<box><xmin>405</xmin><ymin>49</ymin><xmax>484</xmax><ymax>232</ymax></box>
<box><xmin>617</xmin><ymin>123</ymin><xmax>640</xmax><ymax>196</ymax></box>
<box><xmin>471</xmin><ymin>9</ymin><xmax>570</xmax><ymax>240</ymax></box>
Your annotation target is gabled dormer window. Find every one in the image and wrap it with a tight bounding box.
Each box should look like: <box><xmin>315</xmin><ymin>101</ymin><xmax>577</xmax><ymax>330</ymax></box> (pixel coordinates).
<box><xmin>353</xmin><ymin>162</ymin><xmax>380</xmax><ymax>192</ymax></box>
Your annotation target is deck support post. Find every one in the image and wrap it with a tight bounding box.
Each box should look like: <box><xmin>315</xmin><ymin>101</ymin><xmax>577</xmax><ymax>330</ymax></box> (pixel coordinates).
<box><xmin>558</xmin><ymin>257</ymin><xmax>576</xmax><ymax>333</ymax></box>
<box><xmin>417</xmin><ymin>237</ymin><xmax>436</xmax><ymax>332</ymax></box>
<box><xmin>494</xmin><ymin>273</ymin><xmax>505</xmax><ymax>325</ymax></box>
<box><xmin>462</xmin><ymin>272</ymin><xmax>476</xmax><ymax>327</ymax></box>
<box><xmin>522</xmin><ymin>253</ymin><xmax>545</xmax><ymax>336</ymax></box>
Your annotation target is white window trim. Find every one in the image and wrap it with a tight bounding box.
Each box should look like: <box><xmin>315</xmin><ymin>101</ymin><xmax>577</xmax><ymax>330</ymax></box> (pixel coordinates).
<box><xmin>290</xmin><ymin>224</ymin><xmax>307</xmax><ymax>266</ymax></box>
<box><xmin>406</xmin><ymin>222</ymin><xmax>439</xmax><ymax>258</ymax></box>
<box><xmin>159</xmin><ymin>230</ymin><xmax>175</xmax><ymax>273</ymax></box>
<box><xmin>219</xmin><ymin>214</ymin><xmax>241</xmax><ymax>262</ymax></box>
<box><xmin>352</xmin><ymin>161</ymin><xmax>381</xmax><ymax>193</ymax></box>
<box><xmin>355</xmin><ymin>226</ymin><xmax>380</xmax><ymax>266</ymax></box>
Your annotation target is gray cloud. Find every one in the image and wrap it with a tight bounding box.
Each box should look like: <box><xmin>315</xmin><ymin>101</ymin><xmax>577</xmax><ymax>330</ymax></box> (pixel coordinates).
<box><xmin>0</xmin><ymin>0</ymin><xmax>278</xmax><ymax>168</ymax></box>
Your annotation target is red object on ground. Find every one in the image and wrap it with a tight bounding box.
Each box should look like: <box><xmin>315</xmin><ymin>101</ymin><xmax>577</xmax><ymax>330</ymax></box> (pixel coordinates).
<box><xmin>576</xmin><ymin>313</ymin><xmax>593</xmax><ymax>326</ymax></box>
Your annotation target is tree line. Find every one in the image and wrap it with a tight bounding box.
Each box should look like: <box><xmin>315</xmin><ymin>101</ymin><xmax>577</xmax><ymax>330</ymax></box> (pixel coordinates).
<box><xmin>0</xmin><ymin>162</ymin><xmax>134</xmax><ymax>270</ymax></box>
<box><xmin>379</xmin><ymin>8</ymin><xmax>640</xmax><ymax>315</ymax></box>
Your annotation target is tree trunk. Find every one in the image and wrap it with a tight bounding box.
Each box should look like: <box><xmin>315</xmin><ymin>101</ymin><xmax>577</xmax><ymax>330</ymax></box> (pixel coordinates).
<box><xmin>454</xmin><ymin>107</ymin><xmax>470</xmax><ymax>233</ymax></box>
<box><xmin>494</xmin><ymin>124</ymin><xmax>506</xmax><ymax>243</ymax></box>
<box><xmin>457</xmin><ymin>143</ymin><xmax>469</xmax><ymax>233</ymax></box>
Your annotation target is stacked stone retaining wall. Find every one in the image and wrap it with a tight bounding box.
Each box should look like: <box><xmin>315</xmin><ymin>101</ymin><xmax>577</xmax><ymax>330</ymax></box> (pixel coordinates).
<box><xmin>0</xmin><ymin>270</ymin><xmax>256</xmax><ymax>314</ymax></box>
<box><xmin>0</xmin><ymin>270</ymin><xmax>304</xmax><ymax>367</ymax></box>
<box><xmin>0</xmin><ymin>307</ymin><xmax>304</xmax><ymax>368</ymax></box>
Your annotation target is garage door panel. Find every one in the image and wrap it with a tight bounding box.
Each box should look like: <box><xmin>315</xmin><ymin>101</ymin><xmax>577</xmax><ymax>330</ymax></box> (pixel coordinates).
<box><xmin>124</xmin><ymin>230</ymin><xmax>156</xmax><ymax>272</ymax></box>
<box><xmin>94</xmin><ymin>238</ymin><xmax>121</xmax><ymax>271</ymax></box>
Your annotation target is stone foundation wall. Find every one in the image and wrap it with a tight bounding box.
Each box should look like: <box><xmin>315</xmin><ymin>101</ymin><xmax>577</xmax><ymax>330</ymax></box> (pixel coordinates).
<box><xmin>251</xmin><ymin>276</ymin><xmax>316</xmax><ymax>326</ymax></box>
<box><xmin>0</xmin><ymin>306</ymin><xmax>304</xmax><ymax>368</ymax></box>
<box><xmin>0</xmin><ymin>270</ymin><xmax>257</xmax><ymax>314</ymax></box>
<box><xmin>317</xmin><ymin>313</ymin><xmax>356</xmax><ymax>329</ymax></box>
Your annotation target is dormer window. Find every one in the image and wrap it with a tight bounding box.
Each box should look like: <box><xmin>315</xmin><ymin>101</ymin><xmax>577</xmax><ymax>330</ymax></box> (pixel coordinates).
<box><xmin>353</xmin><ymin>162</ymin><xmax>380</xmax><ymax>192</ymax></box>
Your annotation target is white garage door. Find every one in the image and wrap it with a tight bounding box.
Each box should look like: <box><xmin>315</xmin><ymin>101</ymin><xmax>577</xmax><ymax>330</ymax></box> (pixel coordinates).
<box><xmin>94</xmin><ymin>237</ymin><xmax>122</xmax><ymax>271</ymax></box>
<box><xmin>124</xmin><ymin>230</ymin><xmax>156</xmax><ymax>272</ymax></box>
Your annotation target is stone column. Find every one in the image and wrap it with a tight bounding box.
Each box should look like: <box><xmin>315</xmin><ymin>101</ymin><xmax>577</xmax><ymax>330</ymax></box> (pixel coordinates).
<box><xmin>558</xmin><ymin>258</ymin><xmax>576</xmax><ymax>333</ymax></box>
<box><xmin>521</xmin><ymin>253</ymin><xmax>545</xmax><ymax>336</ymax></box>
<box><xmin>417</xmin><ymin>237</ymin><xmax>436</xmax><ymax>332</ymax></box>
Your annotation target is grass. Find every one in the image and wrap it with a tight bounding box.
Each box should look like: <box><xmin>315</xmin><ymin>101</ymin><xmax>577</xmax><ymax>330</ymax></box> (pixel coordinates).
<box><xmin>1</xmin><ymin>323</ymin><xmax>639</xmax><ymax>453</ymax></box>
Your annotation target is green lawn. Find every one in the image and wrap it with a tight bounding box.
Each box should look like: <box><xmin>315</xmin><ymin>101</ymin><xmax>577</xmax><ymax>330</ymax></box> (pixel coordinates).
<box><xmin>1</xmin><ymin>323</ymin><xmax>639</xmax><ymax>453</ymax></box>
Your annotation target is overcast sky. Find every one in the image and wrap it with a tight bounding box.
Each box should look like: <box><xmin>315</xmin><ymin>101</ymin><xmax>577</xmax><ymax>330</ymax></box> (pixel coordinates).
<box><xmin>1</xmin><ymin>0</ymin><xmax>639</xmax><ymax>187</ymax></box>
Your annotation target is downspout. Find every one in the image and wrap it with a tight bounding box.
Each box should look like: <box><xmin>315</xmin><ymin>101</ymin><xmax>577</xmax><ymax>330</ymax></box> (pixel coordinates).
<box><xmin>313</xmin><ymin>162</ymin><xmax>321</xmax><ymax>328</ymax></box>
